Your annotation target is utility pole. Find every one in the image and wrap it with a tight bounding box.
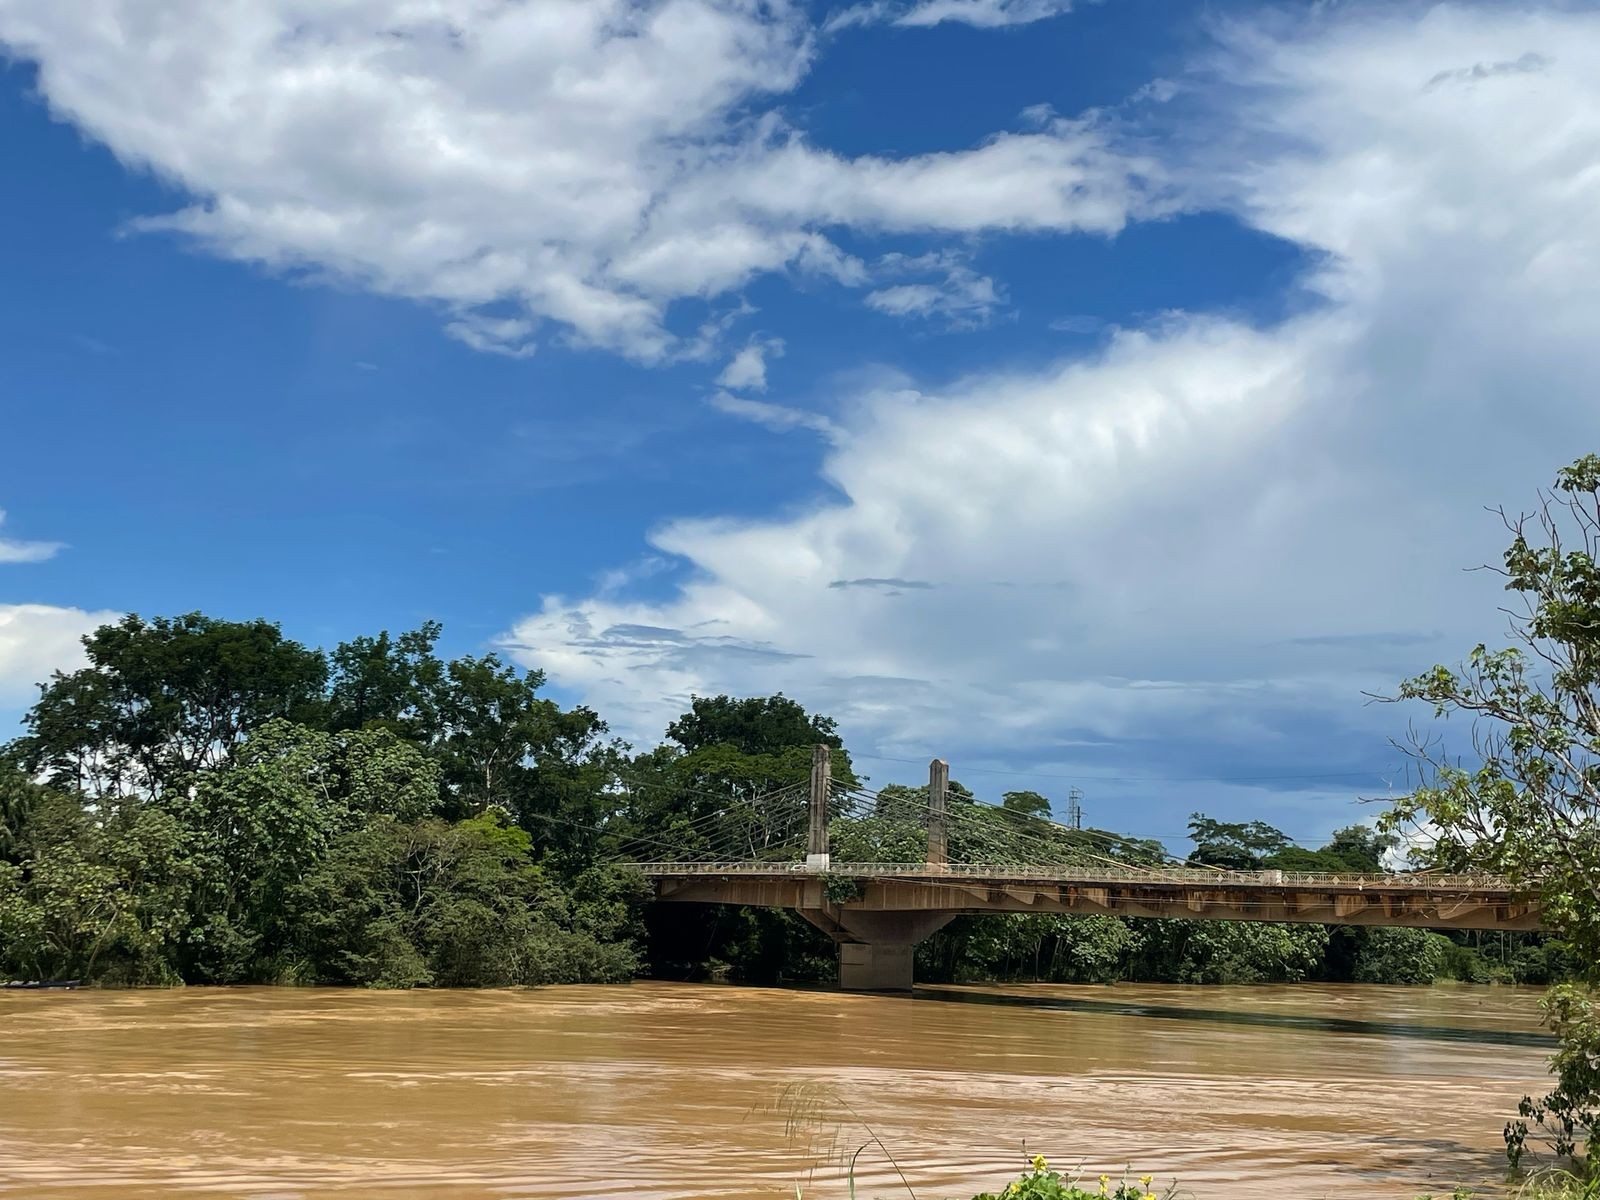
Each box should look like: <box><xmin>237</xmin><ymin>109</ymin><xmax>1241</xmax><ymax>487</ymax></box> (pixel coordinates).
<box><xmin>1065</xmin><ymin>787</ymin><xmax>1084</xmax><ymax>830</ymax></box>
<box><xmin>807</xmin><ymin>744</ymin><xmax>831</xmax><ymax>869</ymax></box>
<box><xmin>927</xmin><ymin>758</ymin><xmax>949</xmax><ymax>867</ymax></box>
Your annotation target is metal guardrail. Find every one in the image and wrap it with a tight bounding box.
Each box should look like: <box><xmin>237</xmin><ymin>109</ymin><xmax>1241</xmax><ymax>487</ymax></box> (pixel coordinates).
<box><xmin>628</xmin><ymin>860</ymin><xmax>1519</xmax><ymax>891</ymax></box>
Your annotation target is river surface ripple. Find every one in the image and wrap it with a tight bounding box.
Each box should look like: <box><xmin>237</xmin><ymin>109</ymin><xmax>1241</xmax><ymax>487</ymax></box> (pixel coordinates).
<box><xmin>0</xmin><ymin>982</ymin><xmax>1552</xmax><ymax>1199</ymax></box>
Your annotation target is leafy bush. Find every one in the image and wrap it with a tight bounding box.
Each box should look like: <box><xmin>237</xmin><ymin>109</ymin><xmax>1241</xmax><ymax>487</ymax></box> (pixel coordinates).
<box><xmin>972</xmin><ymin>1157</ymin><xmax>1168</xmax><ymax>1200</ymax></box>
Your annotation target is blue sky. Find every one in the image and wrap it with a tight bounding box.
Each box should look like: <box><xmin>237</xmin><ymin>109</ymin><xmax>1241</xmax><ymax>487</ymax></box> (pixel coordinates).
<box><xmin>3</xmin><ymin>0</ymin><xmax>1596</xmax><ymax>850</ymax></box>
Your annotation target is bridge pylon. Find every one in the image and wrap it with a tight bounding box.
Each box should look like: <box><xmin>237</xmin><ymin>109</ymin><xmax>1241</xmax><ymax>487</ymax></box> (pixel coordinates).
<box><xmin>806</xmin><ymin>744</ymin><xmax>830</xmax><ymax>869</ymax></box>
<box><xmin>796</xmin><ymin>748</ymin><xmax>956</xmax><ymax>989</ymax></box>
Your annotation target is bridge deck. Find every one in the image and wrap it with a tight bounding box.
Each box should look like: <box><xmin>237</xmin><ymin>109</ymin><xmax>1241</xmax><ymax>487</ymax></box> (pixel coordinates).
<box><xmin>635</xmin><ymin>861</ymin><xmax>1540</xmax><ymax>933</ymax></box>
<box><xmin>633</xmin><ymin>860</ymin><xmax>1519</xmax><ymax>892</ymax></box>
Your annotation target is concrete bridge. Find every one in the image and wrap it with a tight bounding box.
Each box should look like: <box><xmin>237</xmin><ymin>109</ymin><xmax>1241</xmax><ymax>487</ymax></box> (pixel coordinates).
<box><xmin>633</xmin><ymin>749</ymin><xmax>1540</xmax><ymax>989</ymax></box>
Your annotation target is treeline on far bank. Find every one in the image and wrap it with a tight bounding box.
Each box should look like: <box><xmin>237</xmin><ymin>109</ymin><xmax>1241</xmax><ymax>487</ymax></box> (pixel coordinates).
<box><xmin>0</xmin><ymin>612</ymin><xmax>1568</xmax><ymax>989</ymax></box>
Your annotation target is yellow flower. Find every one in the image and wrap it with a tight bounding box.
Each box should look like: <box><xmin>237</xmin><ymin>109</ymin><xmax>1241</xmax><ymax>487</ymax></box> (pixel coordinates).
<box><xmin>1099</xmin><ymin>1176</ymin><xmax>1110</xmax><ymax>1185</ymax></box>
<box><xmin>1031</xmin><ymin>1155</ymin><xmax>1048</xmax><ymax>1173</ymax></box>
<box><xmin>1143</xmin><ymin>1193</ymin><xmax>1157</xmax><ymax>1200</ymax></box>
<box><xmin>1139</xmin><ymin>1177</ymin><xmax>1153</xmax><ymax>1188</ymax></box>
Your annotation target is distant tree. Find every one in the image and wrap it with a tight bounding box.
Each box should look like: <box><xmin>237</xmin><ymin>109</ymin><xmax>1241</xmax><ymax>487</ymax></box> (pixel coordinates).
<box><xmin>666</xmin><ymin>694</ymin><xmax>843</xmax><ymax>756</ymax></box>
<box><xmin>1001</xmin><ymin>790</ymin><xmax>1052</xmax><ymax>820</ymax></box>
<box><xmin>1185</xmin><ymin>814</ymin><xmax>1292</xmax><ymax>870</ymax></box>
<box><xmin>1322</xmin><ymin>824</ymin><xmax>1396</xmax><ymax>873</ymax></box>
<box><xmin>1074</xmin><ymin>829</ymin><xmax>1170</xmax><ymax>867</ymax></box>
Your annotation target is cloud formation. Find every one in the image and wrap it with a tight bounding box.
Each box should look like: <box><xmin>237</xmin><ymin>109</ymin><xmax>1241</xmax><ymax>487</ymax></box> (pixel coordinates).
<box><xmin>504</xmin><ymin>5</ymin><xmax>1600</xmax><ymax>818</ymax></box>
<box><xmin>0</xmin><ymin>604</ymin><xmax>116</xmax><ymax>709</ymax></box>
<box><xmin>826</xmin><ymin>0</ymin><xmax>1078</xmax><ymax>31</ymax></box>
<box><xmin>0</xmin><ymin>0</ymin><xmax>1157</xmax><ymax>362</ymax></box>
<box><xmin>0</xmin><ymin>511</ymin><xmax>62</xmax><ymax>564</ymax></box>
<box><xmin>716</xmin><ymin>336</ymin><xmax>785</xmax><ymax>392</ymax></box>
<box><xmin>864</xmin><ymin>254</ymin><xmax>1004</xmax><ymax>328</ymax></box>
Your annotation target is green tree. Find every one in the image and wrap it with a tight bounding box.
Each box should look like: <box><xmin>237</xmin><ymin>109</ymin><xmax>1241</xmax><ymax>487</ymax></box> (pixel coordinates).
<box><xmin>1323</xmin><ymin>824</ymin><xmax>1397</xmax><ymax>873</ymax></box>
<box><xmin>286</xmin><ymin>811</ymin><xmax>642</xmax><ymax>988</ymax></box>
<box><xmin>1133</xmin><ymin>918</ymin><xmax>1329</xmax><ymax>984</ymax></box>
<box><xmin>1383</xmin><ymin>454</ymin><xmax>1600</xmax><ymax>1174</ymax></box>
<box><xmin>1001</xmin><ymin>790</ymin><xmax>1053</xmax><ymax>820</ymax></box>
<box><xmin>0</xmin><ymin>766</ymin><xmax>52</xmax><ymax>863</ymax></box>
<box><xmin>159</xmin><ymin>719</ymin><xmax>442</xmax><ymax>981</ymax></box>
<box><xmin>12</xmin><ymin>613</ymin><xmax>327</xmax><ymax>800</ymax></box>
<box><xmin>1186</xmin><ymin>814</ymin><xmax>1292</xmax><ymax>870</ymax></box>
<box><xmin>666</xmin><ymin>693</ymin><xmax>844</xmax><ymax>756</ymax></box>
<box><xmin>326</xmin><ymin>622</ymin><xmax>446</xmax><ymax>738</ymax></box>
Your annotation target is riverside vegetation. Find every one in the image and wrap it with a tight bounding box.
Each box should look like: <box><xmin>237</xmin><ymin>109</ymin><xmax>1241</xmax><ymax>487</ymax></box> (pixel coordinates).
<box><xmin>3</xmin><ymin>456</ymin><xmax>1600</xmax><ymax>1180</ymax></box>
<box><xmin>0</xmin><ymin>623</ymin><xmax>1554</xmax><ymax>991</ymax></box>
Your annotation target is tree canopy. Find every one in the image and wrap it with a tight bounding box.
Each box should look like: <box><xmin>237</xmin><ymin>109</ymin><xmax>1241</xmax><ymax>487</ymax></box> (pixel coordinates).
<box><xmin>1384</xmin><ymin>454</ymin><xmax>1600</xmax><ymax>1174</ymax></box>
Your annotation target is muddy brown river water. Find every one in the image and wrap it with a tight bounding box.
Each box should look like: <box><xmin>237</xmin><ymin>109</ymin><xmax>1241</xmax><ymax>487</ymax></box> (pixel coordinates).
<box><xmin>0</xmin><ymin>982</ymin><xmax>1553</xmax><ymax>1199</ymax></box>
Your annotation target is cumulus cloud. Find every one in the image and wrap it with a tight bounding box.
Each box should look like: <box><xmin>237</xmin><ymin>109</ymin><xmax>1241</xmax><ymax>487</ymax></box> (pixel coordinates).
<box><xmin>0</xmin><ymin>511</ymin><xmax>63</xmax><ymax>564</ymax></box>
<box><xmin>0</xmin><ymin>604</ymin><xmax>116</xmax><ymax>709</ymax></box>
<box><xmin>503</xmin><ymin>5</ymin><xmax>1600</xmax><ymax>822</ymax></box>
<box><xmin>0</xmin><ymin>0</ymin><xmax>1158</xmax><ymax>362</ymax></box>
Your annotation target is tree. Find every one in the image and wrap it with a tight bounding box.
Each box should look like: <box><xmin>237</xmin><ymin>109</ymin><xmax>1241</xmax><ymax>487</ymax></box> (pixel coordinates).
<box><xmin>1185</xmin><ymin>814</ymin><xmax>1292</xmax><ymax>870</ymax></box>
<box><xmin>1001</xmin><ymin>790</ymin><xmax>1052</xmax><ymax>820</ymax></box>
<box><xmin>1383</xmin><ymin>454</ymin><xmax>1600</xmax><ymax>1174</ymax></box>
<box><xmin>326</xmin><ymin>622</ymin><xmax>446</xmax><ymax>738</ymax></box>
<box><xmin>0</xmin><ymin>767</ymin><xmax>51</xmax><ymax>864</ymax></box>
<box><xmin>664</xmin><ymin>693</ymin><xmax>847</xmax><ymax>756</ymax></box>
<box><xmin>159</xmin><ymin>719</ymin><xmax>443</xmax><ymax>981</ymax></box>
<box><xmin>11</xmin><ymin>613</ymin><xmax>327</xmax><ymax>800</ymax></box>
<box><xmin>1321</xmin><ymin>824</ymin><xmax>1396</xmax><ymax>874</ymax></box>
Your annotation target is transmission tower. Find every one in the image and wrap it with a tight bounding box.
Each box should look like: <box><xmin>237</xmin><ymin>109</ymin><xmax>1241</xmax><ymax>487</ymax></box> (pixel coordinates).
<box><xmin>1065</xmin><ymin>786</ymin><xmax>1084</xmax><ymax>830</ymax></box>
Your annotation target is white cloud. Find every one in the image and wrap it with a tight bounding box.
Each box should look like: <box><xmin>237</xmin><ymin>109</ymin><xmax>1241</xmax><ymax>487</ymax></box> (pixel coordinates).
<box><xmin>0</xmin><ymin>511</ymin><xmax>63</xmax><ymax>564</ymax></box>
<box><xmin>826</xmin><ymin>0</ymin><xmax>1078</xmax><ymax>31</ymax></box>
<box><xmin>0</xmin><ymin>604</ymin><xmax>116</xmax><ymax>709</ymax></box>
<box><xmin>0</xmin><ymin>0</ymin><xmax>1157</xmax><ymax>362</ymax></box>
<box><xmin>707</xmin><ymin>390</ymin><xmax>840</xmax><ymax>439</ymax></box>
<box><xmin>864</xmin><ymin>255</ymin><xmax>1003</xmax><ymax>327</ymax></box>
<box><xmin>503</xmin><ymin>5</ymin><xmax>1600</xmax><ymax>820</ymax></box>
<box><xmin>716</xmin><ymin>336</ymin><xmax>785</xmax><ymax>392</ymax></box>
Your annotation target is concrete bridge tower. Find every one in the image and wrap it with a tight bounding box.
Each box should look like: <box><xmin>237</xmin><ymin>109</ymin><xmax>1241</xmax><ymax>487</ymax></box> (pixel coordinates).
<box><xmin>792</xmin><ymin>746</ymin><xmax>953</xmax><ymax>990</ymax></box>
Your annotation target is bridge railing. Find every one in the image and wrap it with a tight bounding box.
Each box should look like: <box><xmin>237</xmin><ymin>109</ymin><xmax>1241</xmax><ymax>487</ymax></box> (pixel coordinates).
<box><xmin>628</xmin><ymin>860</ymin><xmax>1519</xmax><ymax>891</ymax></box>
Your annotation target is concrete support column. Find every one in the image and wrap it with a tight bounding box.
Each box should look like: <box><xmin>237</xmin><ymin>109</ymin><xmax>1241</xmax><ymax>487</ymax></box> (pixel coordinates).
<box><xmin>840</xmin><ymin>943</ymin><xmax>915</xmax><ymax>991</ymax></box>
<box><xmin>827</xmin><ymin>910</ymin><xmax>955</xmax><ymax>991</ymax></box>
<box><xmin>807</xmin><ymin>744</ymin><xmax>830</xmax><ymax>869</ymax></box>
<box><xmin>926</xmin><ymin>758</ymin><xmax>948</xmax><ymax>867</ymax></box>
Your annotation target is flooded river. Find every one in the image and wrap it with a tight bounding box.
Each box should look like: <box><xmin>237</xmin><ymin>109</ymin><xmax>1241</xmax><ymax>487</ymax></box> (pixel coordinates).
<box><xmin>0</xmin><ymin>982</ymin><xmax>1552</xmax><ymax>1199</ymax></box>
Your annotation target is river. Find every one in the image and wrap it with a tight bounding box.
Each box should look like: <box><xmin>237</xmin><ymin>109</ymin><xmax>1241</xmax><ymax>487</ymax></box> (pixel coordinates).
<box><xmin>0</xmin><ymin>982</ymin><xmax>1552</xmax><ymax>1198</ymax></box>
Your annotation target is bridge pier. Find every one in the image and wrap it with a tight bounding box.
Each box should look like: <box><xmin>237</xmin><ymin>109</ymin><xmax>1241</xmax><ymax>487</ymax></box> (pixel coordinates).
<box><xmin>799</xmin><ymin>909</ymin><xmax>954</xmax><ymax>991</ymax></box>
<box><xmin>839</xmin><ymin>942</ymin><xmax>916</xmax><ymax>991</ymax></box>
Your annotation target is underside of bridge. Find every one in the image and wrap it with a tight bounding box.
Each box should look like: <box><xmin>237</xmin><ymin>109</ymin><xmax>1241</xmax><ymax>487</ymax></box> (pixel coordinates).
<box><xmin>639</xmin><ymin>748</ymin><xmax>1541</xmax><ymax>991</ymax></box>
<box><xmin>651</xmin><ymin>869</ymin><xmax>1542</xmax><ymax>990</ymax></box>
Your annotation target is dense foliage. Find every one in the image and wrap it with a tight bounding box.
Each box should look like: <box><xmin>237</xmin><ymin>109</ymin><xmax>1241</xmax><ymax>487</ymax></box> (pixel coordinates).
<box><xmin>0</xmin><ymin>617</ymin><xmax>641</xmax><ymax>987</ymax></box>
<box><xmin>0</xmin><ymin>608</ymin><xmax>1569</xmax><ymax>997</ymax></box>
<box><xmin>1383</xmin><ymin>455</ymin><xmax>1600</xmax><ymax>1176</ymax></box>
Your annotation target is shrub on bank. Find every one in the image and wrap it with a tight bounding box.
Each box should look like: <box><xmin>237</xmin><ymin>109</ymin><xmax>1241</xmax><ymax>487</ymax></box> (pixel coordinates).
<box><xmin>970</xmin><ymin>1160</ymin><xmax>1168</xmax><ymax>1200</ymax></box>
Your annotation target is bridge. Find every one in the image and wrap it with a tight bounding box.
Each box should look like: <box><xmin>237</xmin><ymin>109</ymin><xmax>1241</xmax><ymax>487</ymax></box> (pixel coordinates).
<box><xmin>628</xmin><ymin>748</ymin><xmax>1540</xmax><ymax>990</ymax></box>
